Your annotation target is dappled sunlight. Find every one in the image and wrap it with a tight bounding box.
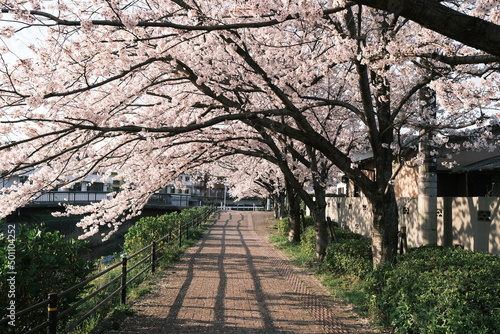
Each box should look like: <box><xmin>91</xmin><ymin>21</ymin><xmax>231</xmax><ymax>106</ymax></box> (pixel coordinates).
<box><xmin>326</xmin><ymin>196</ymin><xmax>500</xmax><ymax>254</ymax></box>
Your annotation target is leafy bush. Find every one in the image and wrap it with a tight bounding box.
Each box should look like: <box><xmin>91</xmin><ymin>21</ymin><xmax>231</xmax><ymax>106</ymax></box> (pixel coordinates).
<box><xmin>365</xmin><ymin>246</ymin><xmax>500</xmax><ymax>334</ymax></box>
<box><xmin>302</xmin><ymin>216</ymin><xmax>314</xmax><ymax>229</ymax></box>
<box><xmin>276</xmin><ymin>215</ymin><xmax>315</xmax><ymax>238</ymax></box>
<box><xmin>123</xmin><ymin>206</ymin><xmax>211</xmax><ymax>256</ymax></box>
<box><xmin>178</xmin><ymin>207</ymin><xmax>209</xmax><ymax>225</ymax></box>
<box><xmin>0</xmin><ymin>224</ymin><xmax>95</xmax><ymax>333</ymax></box>
<box><xmin>123</xmin><ymin>214</ymin><xmax>180</xmax><ymax>255</ymax></box>
<box><xmin>300</xmin><ymin>225</ymin><xmax>316</xmax><ymax>256</ymax></box>
<box><xmin>334</xmin><ymin>227</ymin><xmax>366</xmax><ymax>240</ymax></box>
<box><xmin>322</xmin><ymin>228</ymin><xmax>372</xmax><ymax>278</ymax></box>
<box><xmin>276</xmin><ymin>217</ymin><xmax>289</xmax><ymax>236</ymax></box>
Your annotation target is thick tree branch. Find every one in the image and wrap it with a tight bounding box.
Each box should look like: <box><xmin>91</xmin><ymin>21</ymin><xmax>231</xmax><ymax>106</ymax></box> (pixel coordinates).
<box><xmin>418</xmin><ymin>53</ymin><xmax>500</xmax><ymax>65</ymax></box>
<box><xmin>353</xmin><ymin>0</ymin><xmax>500</xmax><ymax>56</ymax></box>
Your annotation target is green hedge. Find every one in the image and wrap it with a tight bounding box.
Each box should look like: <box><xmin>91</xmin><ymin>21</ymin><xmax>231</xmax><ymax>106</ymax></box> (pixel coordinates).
<box><xmin>123</xmin><ymin>206</ymin><xmax>211</xmax><ymax>256</ymax></box>
<box><xmin>276</xmin><ymin>215</ymin><xmax>315</xmax><ymax>238</ymax></box>
<box><xmin>300</xmin><ymin>226</ymin><xmax>316</xmax><ymax>256</ymax></box>
<box><xmin>276</xmin><ymin>217</ymin><xmax>289</xmax><ymax>237</ymax></box>
<box><xmin>365</xmin><ymin>246</ymin><xmax>500</xmax><ymax>334</ymax></box>
<box><xmin>322</xmin><ymin>227</ymin><xmax>373</xmax><ymax>278</ymax></box>
<box><xmin>297</xmin><ymin>224</ymin><xmax>373</xmax><ymax>277</ymax></box>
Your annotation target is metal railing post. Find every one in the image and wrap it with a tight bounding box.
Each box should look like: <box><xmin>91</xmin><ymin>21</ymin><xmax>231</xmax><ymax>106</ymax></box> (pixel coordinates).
<box><xmin>398</xmin><ymin>226</ymin><xmax>408</xmax><ymax>255</ymax></box>
<box><xmin>121</xmin><ymin>257</ymin><xmax>128</xmax><ymax>305</ymax></box>
<box><xmin>179</xmin><ymin>223</ymin><xmax>182</xmax><ymax>247</ymax></box>
<box><xmin>151</xmin><ymin>241</ymin><xmax>156</xmax><ymax>273</ymax></box>
<box><xmin>48</xmin><ymin>293</ymin><xmax>58</xmax><ymax>334</ymax></box>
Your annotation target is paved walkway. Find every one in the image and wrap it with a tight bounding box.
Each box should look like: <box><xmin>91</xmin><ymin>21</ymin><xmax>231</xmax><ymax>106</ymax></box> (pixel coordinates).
<box><xmin>112</xmin><ymin>211</ymin><xmax>379</xmax><ymax>333</ymax></box>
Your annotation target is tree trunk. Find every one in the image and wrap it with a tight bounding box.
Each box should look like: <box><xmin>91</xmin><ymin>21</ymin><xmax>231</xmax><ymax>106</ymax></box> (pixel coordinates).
<box><xmin>311</xmin><ymin>185</ymin><xmax>329</xmax><ymax>261</ymax></box>
<box><xmin>311</xmin><ymin>207</ymin><xmax>328</xmax><ymax>260</ymax></box>
<box><xmin>369</xmin><ymin>187</ymin><xmax>399</xmax><ymax>268</ymax></box>
<box><xmin>286</xmin><ymin>183</ymin><xmax>302</xmax><ymax>242</ymax></box>
<box><xmin>272</xmin><ymin>191</ymin><xmax>287</xmax><ymax>219</ymax></box>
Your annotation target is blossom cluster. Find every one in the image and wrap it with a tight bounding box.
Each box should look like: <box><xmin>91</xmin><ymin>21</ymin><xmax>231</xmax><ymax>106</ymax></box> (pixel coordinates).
<box><xmin>0</xmin><ymin>0</ymin><xmax>498</xmax><ymax>239</ymax></box>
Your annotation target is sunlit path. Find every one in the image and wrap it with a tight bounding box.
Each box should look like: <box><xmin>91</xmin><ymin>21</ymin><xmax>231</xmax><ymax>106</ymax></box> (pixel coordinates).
<box><xmin>110</xmin><ymin>211</ymin><xmax>377</xmax><ymax>333</ymax></box>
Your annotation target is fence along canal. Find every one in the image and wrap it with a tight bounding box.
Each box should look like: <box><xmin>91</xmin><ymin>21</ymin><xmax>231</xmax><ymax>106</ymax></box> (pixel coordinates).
<box><xmin>0</xmin><ymin>208</ymin><xmax>214</xmax><ymax>334</ymax></box>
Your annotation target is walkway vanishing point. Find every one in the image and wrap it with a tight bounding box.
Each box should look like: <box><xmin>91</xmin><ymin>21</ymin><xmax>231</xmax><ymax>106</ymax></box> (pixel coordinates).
<box><xmin>110</xmin><ymin>211</ymin><xmax>380</xmax><ymax>334</ymax></box>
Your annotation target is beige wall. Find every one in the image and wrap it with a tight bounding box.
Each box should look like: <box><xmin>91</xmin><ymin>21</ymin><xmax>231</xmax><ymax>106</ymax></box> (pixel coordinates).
<box><xmin>394</xmin><ymin>162</ymin><xmax>419</xmax><ymax>198</ymax></box>
<box><xmin>324</xmin><ymin>196</ymin><xmax>500</xmax><ymax>255</ymax></box>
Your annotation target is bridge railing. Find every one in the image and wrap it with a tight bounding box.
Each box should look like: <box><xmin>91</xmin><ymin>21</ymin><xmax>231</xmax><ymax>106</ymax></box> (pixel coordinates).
<box><xmin>147</xmin><ymin>193</ymin><xmax>201</xmax><ymax>207</ymax></box>
<box><xmin>26</xmin><ymin>191</ymin><xmax>262</xmax><ymax>211</ymax></box>
<box><xmin>216</xmin><ymin>204</ymin><xmax>265</xmax><ymax>211</ymax></box>
<box><xmin>31</xmin><ymin>191</ymin><xmax>112</xmax><ymax>205</ymax></box>
<box><xmin>27</xmin><ymin>192</ymin><xmax>201</xmax><ymax>208</ymax></box>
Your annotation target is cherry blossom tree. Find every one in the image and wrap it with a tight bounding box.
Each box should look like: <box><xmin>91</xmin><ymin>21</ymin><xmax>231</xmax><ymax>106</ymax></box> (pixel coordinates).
<box><xmin>199</xmin><ymin>116</ymin><xmax>350</xmax><ymax>259</ymax></box>
<box><xmin>0</xmin><ymin>1</ymin><xmax>498</xmax><ymax>266</ymax></box>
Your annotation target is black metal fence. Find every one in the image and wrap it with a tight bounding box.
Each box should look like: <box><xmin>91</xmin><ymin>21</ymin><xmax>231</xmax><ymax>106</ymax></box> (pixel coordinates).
<box><xmin>0</xmin><ymin>209</ymin><xmax>213</xmax><ymax>334</ymax></box>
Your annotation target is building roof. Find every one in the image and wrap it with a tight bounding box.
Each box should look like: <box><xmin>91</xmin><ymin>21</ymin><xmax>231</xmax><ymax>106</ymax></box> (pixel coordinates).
<box><xmin>460</xmin><ymin>155</ymin><xmax>500</xmax><ymax>172</ymax></box>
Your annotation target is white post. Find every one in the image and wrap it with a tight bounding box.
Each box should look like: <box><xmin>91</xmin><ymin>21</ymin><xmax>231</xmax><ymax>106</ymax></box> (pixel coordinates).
<box><xmin>223</xmin><ymin>185</ymin><xmax>227</xmax><ymax>210</ymax></box>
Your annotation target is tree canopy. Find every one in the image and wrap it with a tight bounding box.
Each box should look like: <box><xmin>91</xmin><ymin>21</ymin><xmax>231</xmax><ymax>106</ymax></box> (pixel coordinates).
<box><xmin>0</xmin><ymin>0</ymin><xmax>498</xmax><ymax>264</ymax></box>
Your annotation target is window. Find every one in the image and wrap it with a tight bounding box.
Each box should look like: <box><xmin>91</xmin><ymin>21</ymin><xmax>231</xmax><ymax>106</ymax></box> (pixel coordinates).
<box><xmin>184</xmin><ymin>189</ymin><xmax>190</xmax><ymax>194</ymax></box>
<box><xmin>69</xmin><ymin>182</ymin><xmax>82</xmax><ymax>192</ymax></box>
<box><xmin>87</xmin><ymin>182</ymin><xmax>104</xmax><ymax>192</ymax></box>
<box><xmin>19</xmin><ymin>175</ymin><xmax>29</xmax><ymax>184</ymax></box>
<box><xmin>170</xmin><ymin>187</ymin><xmax>175</xmax><ymax>194</ymax></box>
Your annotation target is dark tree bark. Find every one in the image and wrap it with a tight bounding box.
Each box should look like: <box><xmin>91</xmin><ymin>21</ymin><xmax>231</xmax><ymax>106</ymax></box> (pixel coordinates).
<box><xmin>285</xmin><ymin>181</ymin><xmax>302</xmax><ymax>243</ymax></box>
<box><xmin>369</xmin><ymin>187</ymin><xmax>399</xmax><ymax>267</ymax></box>
<box><xmin>353</xmin><ymin>0</ymin><xmax>500</xmax><ymax>56</ymax></box>
<box><xmin>305</xmin><ymin>146</ymin><xmax>330</xmax><ymax>261</ymax></box>
<box><xmin>273</xmin><ymin>191</ymin><xmax>287</xmax><ymax>219</ymax></box>
<box><xmin>311</xmin><ymin>185</ymin><xmax>329</xmax><ymax>261</ymax></box>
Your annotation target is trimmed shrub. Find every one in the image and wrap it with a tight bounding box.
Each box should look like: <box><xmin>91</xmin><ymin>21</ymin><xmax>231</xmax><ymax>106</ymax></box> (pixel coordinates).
<box><xmin>276</xmin><ymin>215</ymin><xmax>314</xmax><ymax>239</ymax></box>
<box><xmin>322</xmin><ymin>228</ymin><xmax>372</xmax><ymax>278</ymax></box>
<box><xmin>123</xmin><ymin>207</ymin><xmax>211</xmax><ymax>256</ymax></box>
<box><xmin>276</xmin><ymin>217</ymin><xmax>289</xmax><ymax>237</ymax></box>
<box><xmin>365</xmin><ymin>246</ymin><xmax>500</xmax><ymax>334</ymax></box>
<box><xmin>334</xmin><ymin>227</ymin><xmax>366</xmax><ymax>240</ymax></box>
<box><xmin>300</xmin><ymin>225</ymin><xmax>316</xmax><ymax>256</ymax></box>
<box><xmin>123</xmin><ymin>214</ymin><xmax>180</xmax><ymax>255</ymax></box>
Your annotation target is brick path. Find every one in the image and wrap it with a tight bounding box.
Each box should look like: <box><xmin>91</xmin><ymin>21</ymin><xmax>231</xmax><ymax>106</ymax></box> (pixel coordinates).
<box><xmin>112</xmin><ymin>211</ymin><xmax>380</xmax><ymax>333</ymax></box>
